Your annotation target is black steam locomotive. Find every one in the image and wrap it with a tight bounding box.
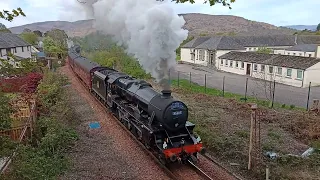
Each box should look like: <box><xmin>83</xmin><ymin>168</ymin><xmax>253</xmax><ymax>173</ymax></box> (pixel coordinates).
<box><xmin>68</xmin><ymin>45</ymin><xmax>205</xmax><ymax>164</ymax></box>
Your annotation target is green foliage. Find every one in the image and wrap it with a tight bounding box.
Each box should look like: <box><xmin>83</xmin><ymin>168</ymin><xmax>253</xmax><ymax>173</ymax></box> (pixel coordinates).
<box><xmin>317</xmin><ymin>23</ymin><xmax>320</xmax><ymax>31</ymax></box>
<box><xmin>20</xmin><ymin>32</ymin><xmax>38</xmax><ymax>45</ymax></box>
<box><xmin>0</xmin><ymin>23</ymin><xmax>11</xmax><ymax>33</ymax></box>
<box><xmin>37</xmin><ymin>70</ymin><xmax>68</xmax><ymax>108</ymax></box>
<box><xmin>0</xmin><ymin>56</ymin><xmax>43</xmax><ymax>77</ymax></box>
<box><xmin>77</xmin><ymin>33</ymin><xmax>151</xmax><ymax>79</ymax></box>
<box><xmin>0</xmin><ymin>136</ymin><xmax>17</xmax><ymax>157</ymax></box>
<box><xmin>0</xmin><ymin>92</ymin><xmax>13</xmax><ymax>130</ymax></box>
<box><xmin>0</xmin><ymin>8</ymin><xmax>25</xmax><ymax>22</ymax></box>
<box><xmin>256</xmin><ymin>47</ymin><xmax>272</xmax><ymax>54</ymax></box>
<box><xmin>3</xmin><ymin>71</ymin><xmax>77</xmax><ymax>180</ymax></box>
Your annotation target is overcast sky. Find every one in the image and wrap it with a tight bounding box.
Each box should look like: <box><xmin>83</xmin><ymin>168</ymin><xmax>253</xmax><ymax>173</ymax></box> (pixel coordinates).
<box><xmin>0</xmin><ymin>0</ymin><xmax>319</xmax><ymax>28</ymax></box>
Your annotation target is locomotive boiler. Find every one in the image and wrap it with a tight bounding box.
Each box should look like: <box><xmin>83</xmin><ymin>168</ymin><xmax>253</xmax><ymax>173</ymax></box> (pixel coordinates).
<box><xmin>68</xmin><ymin>45</ymin><xmax>205</xmax><ymax>165</ymax></box>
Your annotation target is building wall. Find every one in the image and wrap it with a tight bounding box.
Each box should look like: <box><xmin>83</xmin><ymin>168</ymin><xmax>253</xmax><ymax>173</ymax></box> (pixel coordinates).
<box><xmin>217</xmin><ymin>58</ymin><xmax>247</xmax><ymax>75</ymax></box>
<box><xmin>246</xmin><ymin>46</ymin><xmax>292</xmax><ymax>52</ymax></box>
<box><xmin>304</xmin><ymin>62</ymin><xmax>320</xmax><ymax>87</ymax></box>
<box><xmin>0</xmin><ymin>46</ymin><xmax>32</xmax><ymax>60</ymax></box>
<box><xmin>218</xmin><ymin>58</ymin><xmax>307</xmax><ymax>87</ymax></box>
<box><xmin>274</xmin><ymin>49</ymin><xmax>285</xmax><ymax>55</ymax></box>
<box><xmin>251</xmin><ymin>64</ymin><xmax>304</xmax><ymax>87</ymax></box>
<box><xmin>316</xmin><ymin>45</ymin><xmax>320</xmax><ymax>58</ymax></box>
<box><xmin>180</xmin><ymin>48</ymin><xmax>207</xmax><ymax>66</ymax></box>
<box><xmin>284</xmin><ymin>50</ymin><xmax>315</xmax><ymax>57</ymax></box>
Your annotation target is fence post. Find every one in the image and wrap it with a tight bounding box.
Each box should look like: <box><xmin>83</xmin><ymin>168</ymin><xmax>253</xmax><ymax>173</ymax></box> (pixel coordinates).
<box><xmin>271</xmin><ymin>80</ymin><xmax>276</xmax><ymax>108</ymax></box>
<box><xmin>178</xmin><ymin>71</ymin><xmax>180</xmax><ymax>87</ymax></box>
<box><xmin>189</xmin><ymin>72</ymin><xmax>192</xmax><ymax>86</ymax></box>
<box><xmin>244</xmin><ymin>78</ymin><xmax>248</xmax><ymax>102</ymax></box>
<box><xmin>306</xmin><ymin>82</ymin><xmax>311</xmax><ymax>111</ymax></box>
<box><xmin>222</xmin><ymin>76</ymin><xmax>225</xmax><ymax>97</ymax></box>
<box><xmin>205</xmin><ymin>74</ymin><xmax>207</xmax><ymax>93</ymax></box>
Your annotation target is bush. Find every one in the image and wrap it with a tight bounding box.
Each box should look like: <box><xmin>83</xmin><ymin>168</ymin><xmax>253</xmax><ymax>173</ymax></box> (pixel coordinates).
<box><xmin>3</xmin><ymin>71</ymin><xmax>77</xmax><ymax>180</ymax></box>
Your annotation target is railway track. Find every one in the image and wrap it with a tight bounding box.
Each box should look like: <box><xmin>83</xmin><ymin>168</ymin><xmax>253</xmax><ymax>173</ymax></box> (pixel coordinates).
<box><xmin>66</xmin><ymin>64</ymin><xmax>242</xmax><ymax>180</ymax></box>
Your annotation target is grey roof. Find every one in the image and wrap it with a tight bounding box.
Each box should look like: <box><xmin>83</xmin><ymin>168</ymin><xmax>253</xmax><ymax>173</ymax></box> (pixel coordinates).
<box><xmin>0</xmin><ymin>33</ymin><xmax>30</xmax><ymax>49</ymax></box>
<box><xmin>182</xmin><ymin>35</ymin><xmax>320</xmax><ymax>51</ymax></box>
<box><xmin>219</xmin><ymin>51</ymin><xmax>320</xmax><ymax>70</ymax></box>
<box><xmin>285</xmin><ymin>44</ymin><xmax>318</xmax><ymax>52</ymax></box>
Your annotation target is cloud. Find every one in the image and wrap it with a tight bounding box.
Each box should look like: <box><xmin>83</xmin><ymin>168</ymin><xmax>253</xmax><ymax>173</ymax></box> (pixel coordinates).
<box><xmin>0</xmin><ymin>0</ymin><xmax>319</xmax><ymax>28</ymax></box>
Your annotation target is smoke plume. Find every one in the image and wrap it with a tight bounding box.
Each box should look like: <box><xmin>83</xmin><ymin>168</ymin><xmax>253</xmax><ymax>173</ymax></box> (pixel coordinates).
<box><xmin>76</xmin><ymin>0</ymin><xmax>188</xmax><ymax>90</ymax></box>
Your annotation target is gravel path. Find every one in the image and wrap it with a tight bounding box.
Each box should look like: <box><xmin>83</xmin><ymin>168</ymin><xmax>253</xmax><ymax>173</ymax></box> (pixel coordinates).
<box><xmin>59</xmin><ymin>66</ymin><xmax>171</xmax><ymax>180</ymax></box>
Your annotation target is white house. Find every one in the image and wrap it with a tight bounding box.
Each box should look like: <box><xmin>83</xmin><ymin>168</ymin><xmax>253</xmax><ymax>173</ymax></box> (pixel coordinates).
<box><xmin>0</xmin><ymin>33</ymin><xmax>32</xmax><ymax>67</ymax></box>
<box><xmin>218</xmin><ymin>51</ymin><xmax>320</xmax><ymax>88</ymax></box>
<box><xmin>180</xmin><ymin>35</ymin><xmax>320</xmax><ymax>68</ymax></box>
<box><xmin>274</xmin><ymin>44</ymin><xmax>319</xmax><ymax>58</ymax></box>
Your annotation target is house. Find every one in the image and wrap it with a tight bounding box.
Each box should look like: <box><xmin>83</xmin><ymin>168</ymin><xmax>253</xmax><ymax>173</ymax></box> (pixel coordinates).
<box><xmin>218</xmin><ymin>51</ymin><xmax>320</xmax><ymax>87</ymax></box>
<box><xmin>274</xmin><ymin>44</ymin><xmax>319</xmax><ymax>58</ymax></box>
<box><xmin>180</xmin><ymin>35</ymin><xmax>320</xmax><ymax>68</ymax></box>
<box><xmin>0</xmin><ymin>33</ymin><xmax>32</xmax><ymax>67</ymax></box>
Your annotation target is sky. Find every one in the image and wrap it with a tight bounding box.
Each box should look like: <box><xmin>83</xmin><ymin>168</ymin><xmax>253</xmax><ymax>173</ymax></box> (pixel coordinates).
<box><xmin>0</xmin><ymin>0</ymin><xmax>319</xmax><ymax>28</ymax></box>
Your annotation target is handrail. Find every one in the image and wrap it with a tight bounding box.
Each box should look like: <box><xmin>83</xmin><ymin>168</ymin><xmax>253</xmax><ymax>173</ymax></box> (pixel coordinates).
<box><xmin>0</xmin><ymin>102</ymin><xmax>36</xmax><ymax>175</ymax></box>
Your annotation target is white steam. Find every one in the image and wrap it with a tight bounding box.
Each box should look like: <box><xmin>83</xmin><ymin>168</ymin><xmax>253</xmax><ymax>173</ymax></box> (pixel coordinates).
<box><xmin>77</xmin><ymin>0</ymin><xmax>188</xmax><ymax>89</ymax></box>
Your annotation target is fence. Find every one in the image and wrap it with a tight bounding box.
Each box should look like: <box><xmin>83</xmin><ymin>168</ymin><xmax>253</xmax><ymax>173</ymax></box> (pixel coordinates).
<box><xmin>0</xmin><ymin>99</ymin><xmax>37</xmax><ymax>174</ymax></box>
<box><xmin>168</xmin><ymin>69</ymin><xmax>319</xmax><ymax>110</ymax></box>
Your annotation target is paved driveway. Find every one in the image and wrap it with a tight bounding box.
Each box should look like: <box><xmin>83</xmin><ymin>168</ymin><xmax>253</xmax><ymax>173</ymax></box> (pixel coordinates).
<box><xmin>170</xmin><ymin>64</ymin><xmax>320</xmax><ymax>108</ymax></box>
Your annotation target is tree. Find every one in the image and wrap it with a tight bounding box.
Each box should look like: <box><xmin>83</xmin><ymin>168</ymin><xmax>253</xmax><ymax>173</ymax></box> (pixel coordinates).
<box><xmin>162</xmin><ymin>0</ymin><xmax>235</xmax><ymax>9</ymax></box>
<box><xmin>0</xmin><ymin>23</ymin><xmax>11</xmax><ymax>33</ymax></box>
<box><xmin>317</xmin><ymin>23</ymin><xmax>320</xmax><ymax>31</ymax></box>
<box><xmin>43</xmin><ymin>36</ymin><xmax>65</xmax><ymax>58</ymax></box>
<box><xmin>0</xmin><ymin>8</ymin><xmax>25</xmax><ymax>22</ymax></box>
<box><xmin>23</xmin><ymin>28</ymin><xmax>32</xmax><ymax>33</ymax></box>
<box><xmin>33</xmin><ymin>30</ymin><xmax>43</xmax><ymax>37</ymax></box>
<box><xmin>45</xmin><ymin>29</ymin><xmax>68</xmax><ymax>51</ymax></box>
<box><xmin>20</xmin><ymin>32</ymin><xmax>38</xmax><ymax>45</ymax></box>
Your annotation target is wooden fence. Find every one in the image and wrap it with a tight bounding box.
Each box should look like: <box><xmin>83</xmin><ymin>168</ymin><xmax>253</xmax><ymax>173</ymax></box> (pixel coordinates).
<box><xmin>0</xmin><ymin>99</ymin><xmax>37</xmax><ymax>174</ymax></box>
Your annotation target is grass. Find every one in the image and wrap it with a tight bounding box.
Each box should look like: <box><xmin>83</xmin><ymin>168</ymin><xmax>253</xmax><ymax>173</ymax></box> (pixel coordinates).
<box><xmin>170</xmin><ymin>79</ymin><xmax>305</xmax><ymax>111</ymax></box>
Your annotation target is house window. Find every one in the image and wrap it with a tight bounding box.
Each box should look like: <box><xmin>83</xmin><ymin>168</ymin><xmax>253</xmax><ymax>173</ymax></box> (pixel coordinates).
<box><xmin>241</xmin><ymin>62</ymin><xmax>244</xmax><ymax>68</ymax></box>
<box><xmin>14</xmin><ymin>47</ymin><xmax>17</xmax><ymax>53</ymax></box>
<box><xmin>299</xmin><ymin>53</ymin><xmax>302</xmax><ymax>56</ymax></box>
<box><xmin>269</xmin><ymin>66</ymin><xmax>273</xmax><ymax>74</ymax></box>
<box><xmin>225</xmin><ymin>60</ymin><xmax>228</xmax><ymax>66</ymax></box>
<box><xmin>293</xmin><ymin>53</ymin><xmax>296</xmax><ymax>56</ymax></box>
<box><xmin>308</xmin><ymin>54</ymin><xmax>311</xmax><ymax>57</ymax></box>
<box><xmin>287</xmin><ymin>69</ymin><xmax>292</xmax><ymax>77</ymax></box>
<box><xmin>236</xmin><ymin>61</ymin><xmax>239</xmax><ymax>68</ymax></box>
<box><xmin>22</xmin><ymin>47</ymin><xmax>24</xmax><ymax>52</ymax></box>
<box><xmin>230</xmin><ymin>60</ymin><xmax>233</xmax><ymax>67</ymax></box>
<box><xmin>220</xmin><ymin>59</ymin><xmax>223</xmax><ymax>66</ymax></box>
<box><xmin>0</xmin><ymin>50</ymin><xmax>2</xmax><ymax>57</ymax></box>
<box><xmin>249</xmin><ymin>48</ymin><xmax>251</xmax><ymax>51</ymax></box>
<box><xmin>287</xmin><ymin>53</ymin><xmax>290</xmax><ymax>55</ymax></box>
<box><xmin>261</xmin><ymin>65</ymin><xmax>265</xmax><ymax>72</ymax></box>
<box><xmin>277</xmin><ymin>67</ymin><xmax>282</xmax><ymax>75</ymax></box>
<box><xmin>253</xmin><ymin>64</ymin><xmax>258</xmax><ymax>71</ymax></box>
<box><xmin>297</xmin><ymin>70</ymin><xmax>303</xmax><ymax>79</ymax></box>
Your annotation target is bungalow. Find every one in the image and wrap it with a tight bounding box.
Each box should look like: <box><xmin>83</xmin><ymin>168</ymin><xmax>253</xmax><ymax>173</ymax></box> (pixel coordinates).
<box><xmin>0</xmin><ymin>33</ymin><xmax>32</xmax><ymax>67</ymax></box>
<box><xmin>274</xmin><ymin>44</ymin><xmax>319</xmax><ymax>58</ymax></box>
<box><xmin>218</xmin><ymin>51</ymin><xmax>320</xmax><ymax>88</ymax></box>
<box><xmin>180</xmin><ymin>35</ymin><xmax>320</xmax><ymax>68</ymax></box>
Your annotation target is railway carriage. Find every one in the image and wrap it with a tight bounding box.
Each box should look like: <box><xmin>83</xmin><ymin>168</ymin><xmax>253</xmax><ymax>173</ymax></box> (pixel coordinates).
<box><xmin>68</xmin><ymin>45</ymin><xmax>205</xmax><ymax>165</ymax></box>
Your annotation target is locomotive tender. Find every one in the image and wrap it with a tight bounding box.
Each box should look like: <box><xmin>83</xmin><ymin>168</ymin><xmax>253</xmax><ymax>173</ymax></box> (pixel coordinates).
<box><xmin>68</xmin><ymin>45</ymin><xmax>205</xmax><ymax>164</ymax></box>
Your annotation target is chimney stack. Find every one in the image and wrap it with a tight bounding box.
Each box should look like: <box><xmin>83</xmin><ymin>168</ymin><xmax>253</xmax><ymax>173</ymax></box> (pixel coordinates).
<box><xmin>161</xmin><ymin>90</ymin><xmax>172</xmax><ymax>98</ymax></box>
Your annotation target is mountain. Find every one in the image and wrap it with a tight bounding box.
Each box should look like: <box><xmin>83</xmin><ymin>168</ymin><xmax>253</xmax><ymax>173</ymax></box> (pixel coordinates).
<box><xmin>284</xmin><ymin>25</ymin><xmax>317</xmax><ymax>31</ymax></box>
<box><xmin>9</xmin><ymin>13</ymin><xmax>296</xmax><ymax>37</ymax></box>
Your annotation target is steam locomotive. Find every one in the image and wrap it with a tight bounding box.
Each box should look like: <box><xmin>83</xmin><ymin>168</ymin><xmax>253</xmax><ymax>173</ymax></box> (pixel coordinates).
<box><xmin>68</xmin><ymin>45</ymin><xmax>205</xmax><ymax>164</ymax></box>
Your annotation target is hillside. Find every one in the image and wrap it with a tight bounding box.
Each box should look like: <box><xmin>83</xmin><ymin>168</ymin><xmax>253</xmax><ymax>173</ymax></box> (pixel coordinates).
<box><xmin>9</xmin><ymin>13</ymin><xmax>296</xmax><ymax>37</ymax></box>
<box><xmin>284</xmin><ymin>25</ymin><xmax>317</xmax><ymax>31</ymax></box>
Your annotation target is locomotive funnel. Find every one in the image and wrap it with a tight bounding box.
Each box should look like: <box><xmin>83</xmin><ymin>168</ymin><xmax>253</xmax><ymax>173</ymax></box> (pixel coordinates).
<box><xmin>161</xmin><ymin>90</ymin><xmax>172</xmax><ymax>98</ymax></box>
